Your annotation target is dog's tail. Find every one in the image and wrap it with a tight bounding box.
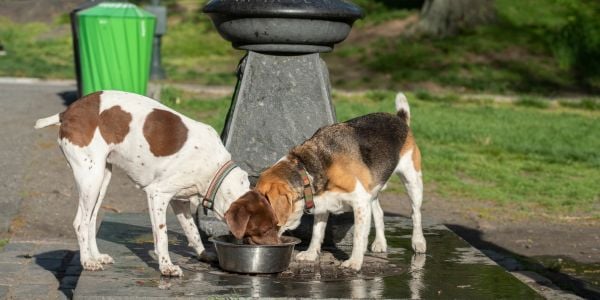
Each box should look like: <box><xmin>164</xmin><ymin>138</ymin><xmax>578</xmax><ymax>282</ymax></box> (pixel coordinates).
<box><xmin>34</xmin><ymin>113</ymin><xmax>61</xmax><ymax>129</ymax></box>
<box><xmin>395</xmin><ymin>92</ymin><xmax>410</xmax><ymax>126</ymax></box>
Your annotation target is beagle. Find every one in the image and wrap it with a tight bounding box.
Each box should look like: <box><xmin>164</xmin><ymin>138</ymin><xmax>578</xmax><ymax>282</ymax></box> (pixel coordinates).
<box><xmin>226</xmin><ymin>93</ymin><xmax>426</xmax><ymax>270</ymax></box>
<box><xmin>34</xmin><ymin>91</ymin><xmax>276</xmax><ymax>276</ymax></box>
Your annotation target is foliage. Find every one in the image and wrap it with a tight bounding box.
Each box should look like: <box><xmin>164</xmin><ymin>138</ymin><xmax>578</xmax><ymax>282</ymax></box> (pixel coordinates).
<box><xmin>0</xmin><ymin>239</ymin><xmax>7</xmax><ymax>252</ymax></box>
<box><xmin>496</xmin><ymin>0</ymin><xmax>600</xmax><ymax>89</ymax></box>
<box><xmin>560</xmin><ymin>99</ymin><xmax>600</xmax><ymax>111</ymax></box>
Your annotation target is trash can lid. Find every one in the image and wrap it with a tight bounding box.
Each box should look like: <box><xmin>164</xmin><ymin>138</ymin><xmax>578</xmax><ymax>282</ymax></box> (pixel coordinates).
<box><xmin>78</xmin><ymin>2</ymin><xmax>155</xmax><ymax>19</ymax></box>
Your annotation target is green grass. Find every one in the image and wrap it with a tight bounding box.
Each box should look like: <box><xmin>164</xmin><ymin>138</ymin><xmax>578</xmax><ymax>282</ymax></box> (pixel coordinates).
<box><xmin>162</xmin><ymin>86</ymin><xmax>600</xmax><ymax>219</ymax></box>
<box><xmin>1</xmin><ymin>0</ymin><xmax>598</xmax><ymax>95</ymax></box>
<box><xmin>160</xmin><ymin>86</ymin><xmax>231</xmax><ymax>132</ymax></box>
<box><xmin>0</xmin><ymin>18</ymin><xmax>73</xmax><ymax>78</ymax></box>
<box><xmin>161</xmin><ymin>15</ymin><xmax>242</xmax><ymax>85</ymax></box>
<box><xmin>515</xmin><ymin>96</ymin><xmax>551</xmax><ymax>109</ymax></box>
<box><xmin>0</xmin><ymin>239</ymin><xmax>8</xmax><ymax>251</ymax></box>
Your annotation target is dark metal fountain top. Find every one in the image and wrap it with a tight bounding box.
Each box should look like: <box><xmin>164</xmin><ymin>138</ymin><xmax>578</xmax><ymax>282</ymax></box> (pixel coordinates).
<box><xmin>203</xmin><ymin>0</ymin><xmax>364</xmax><ymax>53</ymax></box>
<box><xmin>203</xmin><ymin>0</ymin><xmax>363</xmax><ymax>23</ymax></box>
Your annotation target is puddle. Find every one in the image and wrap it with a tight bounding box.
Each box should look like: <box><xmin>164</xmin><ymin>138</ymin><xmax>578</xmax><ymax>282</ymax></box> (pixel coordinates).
<box><xmin>76</xmin><ymin>214</ymin><xmax>542</xmax><ymax>298</ymax></box>
<box><xmin>533</xmin><ymin>255</ymin><xmax>600</xmax><ymax>289</ymax></box>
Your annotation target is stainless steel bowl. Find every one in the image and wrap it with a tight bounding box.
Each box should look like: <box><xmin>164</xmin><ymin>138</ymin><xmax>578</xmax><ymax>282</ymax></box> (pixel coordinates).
<box><xmin>212</xmin><ymin>235</ymin><xmax>301</xmax><ymax>274</ymax></box>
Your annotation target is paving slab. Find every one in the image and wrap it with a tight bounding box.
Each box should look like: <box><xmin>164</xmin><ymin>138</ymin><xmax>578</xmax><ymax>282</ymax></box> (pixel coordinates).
<box><xmin>0</xmin><ymin>285</ymin><xmax>8</xmax><ymax>299</ymax></box>
<box><xmin>74</xmin><ymin>212</ymin><xmax>541</xmax><ymax>299</ymax></box>
<box><xmin>0</xmin><ymin>239</ymin><xmax>79</xmax><ymax>299</ymax></box>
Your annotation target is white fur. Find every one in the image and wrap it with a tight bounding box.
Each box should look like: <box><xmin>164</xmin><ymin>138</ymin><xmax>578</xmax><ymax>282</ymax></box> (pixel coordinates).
<box><xmin>37</xmin><ymin>91</ymin><xmax>250</xmax><ymax>276</ymax></box>
<box><xmin>397</xmin><ymin>149</ymin><xmax>426</xmax><ymax>253</ymax></box>
<box><xmin>294</xmin><ymin>180</ymin><xmax>377</xmax><ymax>270</ymax></box>
<box><xmin>395</xmin><ymin>92</ymin><xmax>411</xmax><ymax>126</ymax></box>
<box><xmin>34</xmin><ymin>113</ymin><xmax>60</xmax><ymax>129</ymax></box>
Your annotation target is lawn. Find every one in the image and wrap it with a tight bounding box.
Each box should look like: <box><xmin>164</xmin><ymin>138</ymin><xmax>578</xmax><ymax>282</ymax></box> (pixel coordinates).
<box><xmin>162</xmin><ymin>87</ymin><xmax>600</xmax><ymax>220</ymax></box>
<box><xmin>2</xmin><ymin>0</ymin><xmax>599</xmax><ymax>94</ymax></box>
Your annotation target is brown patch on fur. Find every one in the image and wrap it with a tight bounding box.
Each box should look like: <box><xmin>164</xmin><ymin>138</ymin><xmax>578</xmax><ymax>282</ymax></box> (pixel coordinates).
<box><xmin>325</xmin><ymin>155</ymin><xmax>373</xmax><ymax>193</ymax></box>
<box><xmin>143</xmin><ymin>109</ymin><xmax>188</xmax><ymax>157</ymax></box>
<box><xmin>59</xmin><ymin>92</ymin><xmax>102</xmax><ymax>147</ymax></box>
<box><xmin>400</xmin><ymin>132</ymin><xmax>422</xmax><ymax>172</ymax></box>
<box><xmin>256</xmin><ymin>162</ymin><xmax>299</xmax><ymax>227</ymax></box>
<box><xmin>159</xmin><ymin>224</ymin><xmax>165</xmax><ymax>229</ymax></box>
<box><xmin>99</xmin><ymin>105</ymin><xmax>132</xmax><ymax>144</ymax></box>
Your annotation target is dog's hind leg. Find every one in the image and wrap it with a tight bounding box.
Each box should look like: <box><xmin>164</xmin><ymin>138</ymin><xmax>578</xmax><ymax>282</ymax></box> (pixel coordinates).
<box><xmin>88</xmin><ymin>164</ymin><xmax>114</xmax><ymax>265</ymax></box>
<box><xmin>396</xmin><ymin>147</ymin><xmax>426</xmax><ymax>254</ymax></box>
<box><xmin>171</xmin><ymin>200</ymin><xmax>215</xmax><ymax>262</ymax></box>
<box><xmin>65</xmin><ymin>146</ymin><xmax>108</xmax><ymax>271</ymax></box>
<box><xmin>370</xmin><ymin>198</ymin><xmax>387</xmax><ymax>253</ymax></box>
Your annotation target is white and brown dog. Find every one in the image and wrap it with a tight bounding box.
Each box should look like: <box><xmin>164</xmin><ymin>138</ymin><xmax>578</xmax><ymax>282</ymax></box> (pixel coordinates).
<box><xmin>34</xmin><ymin>91</ymin><xmax>279</xmax><ymax>277</ymax></box>
<box><xmin>226</xmin><ymin>93</ymin><xmax>426</xmax><ymax>270</ymax></box>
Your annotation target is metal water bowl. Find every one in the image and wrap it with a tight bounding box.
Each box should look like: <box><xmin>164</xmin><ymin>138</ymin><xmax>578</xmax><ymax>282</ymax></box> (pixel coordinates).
<box><xmin>212</xmin><ymin>235</ymin><xmax>301</xmax><ymax>274</ymax></box>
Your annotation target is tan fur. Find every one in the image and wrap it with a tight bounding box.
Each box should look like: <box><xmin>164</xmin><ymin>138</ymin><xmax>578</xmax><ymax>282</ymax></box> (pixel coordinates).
<box><xmin>143</xmin><ymin>109</ymin><xmax>189</xmax><ymax>157</ymax></box>
<box><xmin>412</xmin><ymin>145</ymin><xmax>422</xmax><ymax>172</ymax></box>
<box><xmin>400</xmin><ymin>131</ymin><xmax>421</xmax><ymax>172</ymax></box>
<box><xmin>59</xmin><ymin>92</ymin><xmax>102</xmax><ymax>147</ymax></box>
<box><xmin>99</xmin><ymin>105</ymin><xmax>132</xmax><ymax>145</ymax></box>
<box><xmin>325</xmin><ymin>155</ymin><xmax>373</xmax><ymax>193</ymax></box>
<box><xmin>256</xmin><ymin>163</ymin><xmax>299</xmax><ymax>227</ymax></box>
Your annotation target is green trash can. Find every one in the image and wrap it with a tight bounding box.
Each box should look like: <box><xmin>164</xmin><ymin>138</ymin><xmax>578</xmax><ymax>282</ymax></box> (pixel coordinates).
<box><xmin>76</xmin><ymin>2</ymin><xmax>156</xmax><ymax>96</ymax></box>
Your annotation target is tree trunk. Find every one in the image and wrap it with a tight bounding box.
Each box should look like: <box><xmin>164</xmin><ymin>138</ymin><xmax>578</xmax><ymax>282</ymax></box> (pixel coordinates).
<box><xmin>413</xmin><ymin>0</ymin><xmax>496</xmax><ymax>37</ymax></box>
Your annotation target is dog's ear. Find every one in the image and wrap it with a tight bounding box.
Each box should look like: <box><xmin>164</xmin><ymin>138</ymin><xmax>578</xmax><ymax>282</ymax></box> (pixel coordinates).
<box><xmin>264</xmin><ymin>183</ymin><xmax>294</xmax><ymax>227</ymax></box>
<box><xmin>225</xmin><ymin>201</ymin><xmax>250</xmax><ymax>240</ymax></box>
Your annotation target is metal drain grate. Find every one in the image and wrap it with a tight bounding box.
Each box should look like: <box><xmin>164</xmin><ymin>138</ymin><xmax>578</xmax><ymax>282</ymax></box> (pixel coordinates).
<box><xmin>276</xmin><ymin>252</ymin><xmax>404</xmax><ymax>281</ymax></box>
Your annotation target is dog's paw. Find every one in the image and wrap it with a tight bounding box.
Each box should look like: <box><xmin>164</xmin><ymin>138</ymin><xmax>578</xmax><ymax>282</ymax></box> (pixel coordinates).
<box><xmin>341</xmin><ymin>258</ymin><xmax>363</xmax><ymax>271</ymax></box>
<box><xmin>370</xmin><ymin>238</ymin><xmax>387</xmax><ymax>253</ymax></box>
<box><xmin>96</xmin><ymin>254</ymin><xmax>114</xmax><ymax>265</ymax></box>
<box><xmin>412</xmin><ymin>235</ymin><xmax>427</xmax><ymax>254</ymax></box>
<box><xmin>82</xmin><ymin>260</ymin><xmax>104</xmax><ymax>271</ymax></box>
<box><xmin>295</xmin><ymin>250</ymin><xmax>319</xmax><ymax>262</ymax></box>
<box><xmin>160</xmin><ymin>264</ymin><xmax>183</xmax><ymax>277</ymax></box>
<box><xmin>197</xmin><ymin>250</ymin><xmax>217</xmax><ymax>263</ymax></box>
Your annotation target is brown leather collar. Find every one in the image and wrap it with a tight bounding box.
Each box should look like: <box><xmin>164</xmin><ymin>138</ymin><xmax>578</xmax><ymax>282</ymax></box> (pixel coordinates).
<box><xmin>202</xmin><ymin>160</ymin><xmax>237</xmax><ymax>214</ymax></box>
<box><xmin>297</xmin><ymin>162</ymin><xmax>315</xmax><ymax>214</ymax></box>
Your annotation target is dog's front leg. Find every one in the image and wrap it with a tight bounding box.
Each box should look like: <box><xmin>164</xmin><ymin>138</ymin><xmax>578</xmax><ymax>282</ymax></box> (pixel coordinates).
<box><xmin>147</xmin><ymin>190</ymin><xmax>183</xmax><ymax>277</ymax></box>
<box><xmin>295</xmin><ymin>212</ymin><xmax>329</xmax><ymax>262</ymax></box>
<box><xmin>171</xmin><ymin>200</ymin><xmax>215</xmax><ymax>262</ymax></box>
<box><xmin>341</xmin><ymin>200</ymin><xmax>371</xmax><ymax>271</ymax></box>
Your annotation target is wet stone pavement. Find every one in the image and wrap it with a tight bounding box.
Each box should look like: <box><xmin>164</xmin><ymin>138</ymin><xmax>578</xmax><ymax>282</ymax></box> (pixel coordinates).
<box><xmin>0</xmin><ymin>239</ymin><xmax>80</xmax><ymax>299</ymax></box>
<box><xmin>68</xmin><ymin>213</ymin><xmax>542</xmax><ymax>299</ymax></box>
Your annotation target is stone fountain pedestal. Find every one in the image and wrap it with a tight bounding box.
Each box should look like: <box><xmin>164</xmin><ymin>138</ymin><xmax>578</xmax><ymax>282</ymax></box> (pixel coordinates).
<box><xmin>198</xmin><ymin>0</ymin><xmax>363</xmax><ymax>246</ymax></box>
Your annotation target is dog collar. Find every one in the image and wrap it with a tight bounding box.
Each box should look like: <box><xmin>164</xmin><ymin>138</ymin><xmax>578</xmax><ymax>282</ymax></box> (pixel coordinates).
<box><xmin>297</xmin><ymin>163</ymin><xmax>315</xmax><ymax>214</ymax></box>
<box><xmin>202</xmin><ymin>160</ymin><xmax>238</xmax><ymax>213</ymax></box>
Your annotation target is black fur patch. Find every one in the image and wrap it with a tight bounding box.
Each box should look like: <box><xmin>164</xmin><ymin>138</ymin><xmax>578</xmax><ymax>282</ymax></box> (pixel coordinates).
<box><xmin>290</xmin><ymin>112</ymin><xmax>409</xmax><ymax>191</ymax></box>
